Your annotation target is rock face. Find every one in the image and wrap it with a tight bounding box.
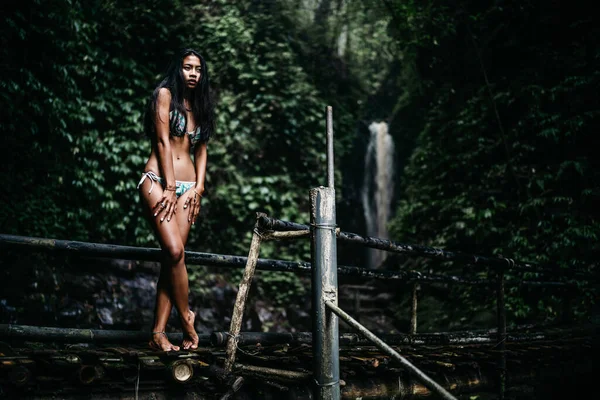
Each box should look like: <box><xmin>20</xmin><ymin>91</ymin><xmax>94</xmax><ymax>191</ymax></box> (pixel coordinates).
<box><xmin>0</xmin><ymin>251</ymin><xmax>240</xmax><ymax>333</ymax></box>
<box><xmin>1</xmin><ymin>250</ymin><xmax>320</xmax><ymax>335</ymax></box>
<box><xmin>0</xmin><ymin>249</ymin><xmax>401</xmax><ymax>336</ymax></box>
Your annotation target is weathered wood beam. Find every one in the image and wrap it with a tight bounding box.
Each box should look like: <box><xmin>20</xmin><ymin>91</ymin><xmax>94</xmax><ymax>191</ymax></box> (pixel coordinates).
<box><xmin>326</xmin><ymin>301</ymin><xmax>458</xmax><ymax>400</ymax></box>
<box><xmin>0</xmin><ymin>234</ymin><xmax>578</xmax><ymax>287</ymax></box>
<box><xmin>0</xmin><ymin>324</ymin><xmax>210</xmax><ymax>344</ymax></box>
<box><xmin>262</xmin><ymin>230</ymin><xmax>311</xmax><ymax>239</ymax></box>
<box><xmin>224</xmin><ymin>213</ymin><xmax>264</xmax><ymax>373</ymax></box>
<box><xmin>0</xmin><ymin>334</ymin><xmax>593</xmax><ymax>398</ymax></box>
<box><xmin>256</xmin><ymin>216</ymin><xmax>594</xmax><ymax>280</ymax></box>
<box><xmin>2</xmin><ymin>324</ymin><xmax>594</xmax><ymax>346</ymax></box>
<box><xmin>234</xmin><ymin>363</ymin><xmax>311</xmax><ymax>381</ymax></box>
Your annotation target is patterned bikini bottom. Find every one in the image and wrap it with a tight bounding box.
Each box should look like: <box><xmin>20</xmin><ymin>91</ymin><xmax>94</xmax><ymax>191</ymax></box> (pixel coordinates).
<box><xmin>137</xmin><ymin>171</ymin><xmax>195</xmax><ymax>198</ymax></box>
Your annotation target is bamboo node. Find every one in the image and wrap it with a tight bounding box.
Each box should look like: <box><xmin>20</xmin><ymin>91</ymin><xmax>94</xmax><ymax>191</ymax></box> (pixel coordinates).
<box><xmin>314</xmin><ymin>379</ymin><xmax>339</xmax><ymax>387</ymax></box>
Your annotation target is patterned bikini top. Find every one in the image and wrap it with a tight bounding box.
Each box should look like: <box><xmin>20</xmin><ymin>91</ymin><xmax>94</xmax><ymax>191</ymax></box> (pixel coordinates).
<box><xmin>169</xmin><ymin>109</ymin><xmax>209</xmax><ymax>151</ymax></box>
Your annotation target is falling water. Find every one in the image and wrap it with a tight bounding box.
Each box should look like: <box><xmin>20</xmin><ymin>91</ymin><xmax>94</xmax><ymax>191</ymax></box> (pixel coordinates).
<box><xmin>361</xmin><ymin>122</ymin><xmax>395</xmax><ymax>269</ymax></box>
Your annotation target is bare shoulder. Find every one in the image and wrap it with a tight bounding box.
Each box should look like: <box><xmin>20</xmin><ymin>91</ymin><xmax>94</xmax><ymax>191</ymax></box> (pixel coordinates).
<box><xmin>157</xmin><ymin>87</ymin><xmax>172</xmax><ymax>103</ymax></box>
<box><xmin>156</xmin><ymin>87</ymin><xmax>172</xmax><ymax>114</ymax></box>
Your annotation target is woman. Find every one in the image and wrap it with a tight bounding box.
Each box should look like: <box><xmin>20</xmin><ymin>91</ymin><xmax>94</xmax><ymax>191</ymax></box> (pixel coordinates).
<box><xmin>137</xmin><ymin>48</ymin><xmax>214</xmax><ymax>351</ymax></box>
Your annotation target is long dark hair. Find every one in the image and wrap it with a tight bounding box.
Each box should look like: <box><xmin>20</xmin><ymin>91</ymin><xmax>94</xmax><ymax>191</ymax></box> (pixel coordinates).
<box><xmin>144</xmin><ymin>48</ymin><xmax>214</xmax><ymax>141</ymax></box>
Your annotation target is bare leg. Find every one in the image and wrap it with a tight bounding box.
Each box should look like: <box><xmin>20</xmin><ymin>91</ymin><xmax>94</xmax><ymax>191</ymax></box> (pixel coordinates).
<box><xmin>140</xmin><ymin>180</ymin><xmax>198</xmax><ymax>350</ymax></box>
<box><xmin>152</xmin><ymin>265</ymin><xmax>179</xmax><ymax>351</ymax></box>
<box><xmin>140</xmin><ymin>179</ymin><xmax>185</xmax><ymax>351</ymax></box>
<box><xmin>175</xmin><ymin>188</ymin><xmax>199</xmax><ymax>350</ymax></box>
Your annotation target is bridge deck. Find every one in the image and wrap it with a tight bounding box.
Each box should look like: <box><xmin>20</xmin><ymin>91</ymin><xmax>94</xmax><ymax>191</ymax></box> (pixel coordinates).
<box><xmin>1</xmin><ymin>324</ymin><xmax>596</xmax><ymax>399</ymax></box>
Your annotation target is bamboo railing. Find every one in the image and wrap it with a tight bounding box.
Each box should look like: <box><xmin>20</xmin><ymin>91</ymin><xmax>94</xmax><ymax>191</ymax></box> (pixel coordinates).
<box><xmin>0</xmin><ymin>106</ymin><xmax>596</xmax><ymax>400</ymax></box>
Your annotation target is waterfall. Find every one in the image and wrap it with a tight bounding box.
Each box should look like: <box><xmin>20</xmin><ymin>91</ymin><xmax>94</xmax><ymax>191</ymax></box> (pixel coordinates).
<box><xmin>361</xmin><ymin>122</ymin><xmax>395</xmax><ymax>269</ymax></box>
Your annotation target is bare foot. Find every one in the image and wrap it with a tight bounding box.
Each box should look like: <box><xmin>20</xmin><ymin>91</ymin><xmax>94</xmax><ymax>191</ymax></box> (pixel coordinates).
<box><xmin>149</xmin><ymin>332</ymin><xmax>180</xmax><ymax>352</ymax></box>
<box><xmin>181</xmin><ymin>310</ymin><xmax>199</xmax><ymax>350</ymax></box>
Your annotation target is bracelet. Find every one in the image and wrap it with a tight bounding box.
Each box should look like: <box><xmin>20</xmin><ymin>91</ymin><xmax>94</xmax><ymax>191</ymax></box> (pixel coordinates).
<box><xmin>165</xmin><ymin>186</ymin><xmax>177</xmax><ymax>192</ymax></box>
<box><xmin>192</xmin><ymin>189</ymin><xmax>202</xmax><ymax>198</ymax></box>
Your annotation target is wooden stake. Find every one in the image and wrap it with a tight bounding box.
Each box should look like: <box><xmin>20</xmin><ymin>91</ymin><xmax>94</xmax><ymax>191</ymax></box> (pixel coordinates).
<box><xmin>410</xmin><ymin>283</ymin><xmax>419</xmax><ymax>334</ymax></box>
<box><xmin>224</xmin><ymin>213</ymin><xmax>265</xmax><ymax>373</ymax></box>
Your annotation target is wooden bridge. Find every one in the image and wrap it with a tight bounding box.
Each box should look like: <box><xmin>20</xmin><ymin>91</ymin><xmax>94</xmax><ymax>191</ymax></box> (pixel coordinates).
<box><xmin>0</xmin><ymin>108</ymin><xmax>596</xmax><ymax>399</ymax></box>
<box><xmin>1</xmin><ymin>212</ymin><xmax>595</xmax><ymax>400</ymax></box>
<box><xmin>0</xmin><ymin>321</ymin><xmax>595</xmax><ymax>399</ymax></box>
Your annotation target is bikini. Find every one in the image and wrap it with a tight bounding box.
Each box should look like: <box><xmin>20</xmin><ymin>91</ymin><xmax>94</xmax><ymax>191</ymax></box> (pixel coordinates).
<box><xmin>137</xmin><ymin>109</ymin><xmax>209</xmax><ymax>198</ymax></box>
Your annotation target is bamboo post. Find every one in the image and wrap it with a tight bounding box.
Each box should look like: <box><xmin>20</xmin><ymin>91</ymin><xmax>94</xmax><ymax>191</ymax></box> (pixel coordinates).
<box><xmin>354</xmin><ymin>288</ymin><xmax>360</xmax><ymax>323</ymax></box>
<box><xmin>224</xmin><ymin>212</ymin><xmax>265</xmax><ymax>373</ymax></box>
<box><xmin>326</xmin><ymin>106</ymin><xmax>334</xmax><ymax>189</ymax></box>
<box><xmin>311</xmin><ymin>106</ymin><xmax>340</xmax><ymax>400</ymax></box>
<box><xmin>496</xmin><ymin>268</ymin><xmax>507</xmax><ymax>400</ymax></box>
<box><xmin>410</xmin><ymin>283</ymin><xmax>419</xmax><ymax>334</ymax></box>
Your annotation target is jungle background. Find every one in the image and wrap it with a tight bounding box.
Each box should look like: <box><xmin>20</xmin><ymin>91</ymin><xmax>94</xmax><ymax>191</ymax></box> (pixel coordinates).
<box><xmin>0</xmin><ymin>0</ymin><xmax>598</xmax><ymax>339</ymax></box>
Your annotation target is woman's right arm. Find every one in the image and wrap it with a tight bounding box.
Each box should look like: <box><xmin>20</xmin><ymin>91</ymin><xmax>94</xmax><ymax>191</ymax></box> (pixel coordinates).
<box><xmin>154</xmin><ymin>88</ymin><xmax>177</xmax><ymax>222</ymax></box>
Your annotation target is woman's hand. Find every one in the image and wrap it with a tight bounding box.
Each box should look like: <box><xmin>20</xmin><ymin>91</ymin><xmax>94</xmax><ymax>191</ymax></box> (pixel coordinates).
<box><xmin>184</xmin><ymin>187</ymin><xmax>203</xmax><ymax>224</ymax></box>
<box><xmin>153</xmin><ymin>189</ymin><xmax>177</xmax><ymax>223</ymax></box>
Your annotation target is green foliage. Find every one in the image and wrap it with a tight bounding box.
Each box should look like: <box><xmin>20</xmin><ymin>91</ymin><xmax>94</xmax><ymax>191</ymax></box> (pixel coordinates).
<box><xmin>2</xmin><ymin>0</ymin><xmax>596</xmax><ymax>327</ymax></box>
<box><xmin>387</xmin><ymin>0</ymin><xmax>598</xmax><ymax>327</ymax></box>
<box><xmin>1</xmin><ymin>0</ymin><xmax>394</xmax><ymax>308</ymax></box>
<box><xmin>0</xmin><ymin>0</ymin><xmax>183</xmax><ymax>244</ymax></box>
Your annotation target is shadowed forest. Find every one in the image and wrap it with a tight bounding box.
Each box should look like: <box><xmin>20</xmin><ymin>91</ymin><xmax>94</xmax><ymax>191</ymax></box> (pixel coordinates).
<box><xmin>1</xmin><ymin>0</ymin><xmax>598</xmax><ymax>361</ymax></box>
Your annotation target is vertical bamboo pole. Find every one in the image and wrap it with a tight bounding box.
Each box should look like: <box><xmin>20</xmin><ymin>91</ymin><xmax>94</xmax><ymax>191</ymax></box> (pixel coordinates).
<box><xmin>410</xmin><ymin>283</ymin><xmax>419</xmax><ymax>335</ymax></box>
<box><xmin>326</xmin><ymin>106</ymin><xmax>334</xmax><ymax>189</ymax></box>
<box><xmin>496</xmin><ymin>269</ymin><xmax>506</xmax><ymax>400</ymax></box>
<box><xmin>354</xmin><ymin>288</ymin><xmax>360</xmax><ymax>323</ymax></box>
<box><xmin>311</xmin><ymin>186</ymin><xmax>340</xmax><ymax>400</ymax></box>
<box><xmin>224</xmin><ymin>213</ymin><xmax>265</xmax><ymax>373</ymax></box>
<box><xmin>311</xmin><ymin>106</ymin><xmax>340</xmax><ymax>400</ymax></box>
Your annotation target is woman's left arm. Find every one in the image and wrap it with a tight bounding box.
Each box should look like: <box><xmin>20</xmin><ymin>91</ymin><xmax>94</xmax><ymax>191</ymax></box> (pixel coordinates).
<box><xmin>187</xmin><ymin>142</ymin><xmax>208</xmax><ymax>224</ymax></box>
